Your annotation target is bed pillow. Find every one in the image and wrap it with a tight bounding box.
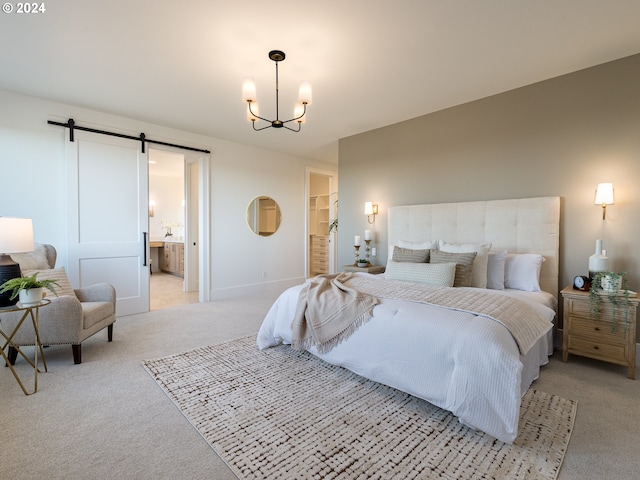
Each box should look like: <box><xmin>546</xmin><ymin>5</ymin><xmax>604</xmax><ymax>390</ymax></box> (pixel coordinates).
<box><xmin>392</xmin><ymin>246</ymin><xmax>430</xmax><ymax>263</ymax></box>
<box><xmin>385</xmin><ymin>260</ymin><xmax>456</xmax><ymax>286</ymax></box>
<box><xmin>486</xmin><ymin>250</ymin><xmax>508</xmax><ymax>290</ymax></box>
<box><xmin>430</xmin><ymin>250</ymin><xmax>477</xmax><ymax>287</ymax></box>
<box><xmin>22</xmin><ymin>267</ymin><xmax>77</xmax><ymax>298</ymax></box>
<box><xmin>438</xmin><ymin>241</ymin><xmax>491</xmax><ymax>288</ymax></box>
<box><xmin>389</xmin><ymin>240</ymin><xmax>437</xmax><ymax>260</ymax></box>
<box><xmin>504</xmin><ymin>253</ymin><xmax>544</xmax><ymax>292</ymax></box>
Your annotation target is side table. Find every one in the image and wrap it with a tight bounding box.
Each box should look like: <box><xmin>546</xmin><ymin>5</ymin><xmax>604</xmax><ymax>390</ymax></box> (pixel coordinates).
<box><xmin>561</xmin><ymin>286</ymin><xmax>638</xmax><ymax>379</ymax></box>
<box><xmin>0</xmin><ymin>299</ymin><xmax>50</xmax><ymax>395</ymax></box>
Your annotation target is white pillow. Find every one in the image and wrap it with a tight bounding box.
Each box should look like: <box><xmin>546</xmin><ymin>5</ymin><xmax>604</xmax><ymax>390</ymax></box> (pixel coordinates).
<box><xmin>504</xmin><ymin>254</ymin><xmax>544</xmax><ymax>292</ymax></box>
<box><xmin>385</xmin><ymin>260</ymin><xmax>456</xmax><ymax>287</ymax></box>
<box><xmin>438</xmin><ymin>241</ymin><xmax>491</xmax><ymax>288</ymax></box>
<box><xmin>486</xmin><ymin>250</ymin><xmax>508</xmax><ymax>290</ymax></box>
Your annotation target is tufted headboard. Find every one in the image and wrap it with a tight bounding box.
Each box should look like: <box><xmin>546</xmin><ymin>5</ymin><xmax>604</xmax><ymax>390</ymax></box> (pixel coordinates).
<box><xmin>388</xmin><ymin>196</ymin><xmax>560</xmax><ymax>296</ymax></box>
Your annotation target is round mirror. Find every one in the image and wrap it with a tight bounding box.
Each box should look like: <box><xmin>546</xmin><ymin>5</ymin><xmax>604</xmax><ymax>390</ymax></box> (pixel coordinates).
<box><xmin>247</xmin><ymin>196</ymin><xmax>282</xmax><ymax>236</ymax></box>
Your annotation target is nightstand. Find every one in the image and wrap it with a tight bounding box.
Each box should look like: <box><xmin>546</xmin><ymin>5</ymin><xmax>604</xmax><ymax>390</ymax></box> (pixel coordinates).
<box><xmin>343</xmin><ymin>265</ymin><xmax>385</xmax><ymax>274</ymax></box>
<box><xmin>561</xmin><ymin>286</ymin><xmax>639</xmax><ymax>379</ymax></box>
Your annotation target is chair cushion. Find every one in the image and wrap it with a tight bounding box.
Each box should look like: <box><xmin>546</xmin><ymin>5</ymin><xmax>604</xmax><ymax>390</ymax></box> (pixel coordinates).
<box><xmin>82</xmin><ymin>301</ymin><xmax>115</xmax><ymax>330</ymax></box>
<box><xmin>23</xmin><ymin>267</ymin><xmax>77</xmax><ymax>299</ymax></box>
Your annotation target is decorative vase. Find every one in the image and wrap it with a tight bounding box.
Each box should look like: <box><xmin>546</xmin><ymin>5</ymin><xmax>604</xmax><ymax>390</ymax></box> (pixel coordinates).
<box><xmin>19</xmin><ymin>287</ymin><xmax>44</xmax><ymax>306</ymax></box>
<box><xmin>601</xmin><ymin>275</ymin><xmax>621</xmax><ymax>293</ymax></box>
<box><xmin>588</xmin><ymin>239</ymin><xmax>608</xmax><ymax>279</ymax></box>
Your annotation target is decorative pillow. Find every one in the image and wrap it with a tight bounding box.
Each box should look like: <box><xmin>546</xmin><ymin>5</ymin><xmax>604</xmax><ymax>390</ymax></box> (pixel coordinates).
<box><xmin>11</xmin><ymin>244</ymin><xmax>51</xmax><ymax>271</ymax></box>
<box><xmin>388</xmin><ymin>240</ymin><xmax>437</xmax><ymax>260</ymax></box>
<box><xmin>22</xmin><ymin>267</ymin><xmax>77</xmax><ymax>298</ymax></box>
<box><xmin>430</xmin><ymin>250</ymin><xmax>477</xmax><ymax>287</ymax></box>
<box><xmin>385</xmin><ymin>260</ymin><xmax>456</xmax><ymax>287</ymax></box>
<box><xmin>486</xmin><ymin>250</ymin><xmax>508</xmax><ymax>290</ymax></box>
<box><xmin>392</xmin><ymin>246</ymin><xmax>430</xmax><ymax>263</ymax></box>
<box><xmin>438</xmin><ymin>241</ymin><xmax>491</xmax><ymax>288</ymax></box>
<box><xmin>504</xmin><ymin>253</ymin><xmax>544</xmax><ymax>292</ymax></box>
<box><xmin>397</xmin><ymin>240</ymin><xmax>437</xmax><ymax>250</ymax></box>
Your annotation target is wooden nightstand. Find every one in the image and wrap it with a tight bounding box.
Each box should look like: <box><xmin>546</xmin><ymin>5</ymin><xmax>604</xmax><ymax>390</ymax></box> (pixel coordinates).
<box><xmin>343</xmin><ymin>265</ymin><xmax>385</xmax><ymax>274</ymax></box>
<box><xmin>561</xmin><ymin>286</ymin><xmax>639</xmax><ymax>379</ymax></box>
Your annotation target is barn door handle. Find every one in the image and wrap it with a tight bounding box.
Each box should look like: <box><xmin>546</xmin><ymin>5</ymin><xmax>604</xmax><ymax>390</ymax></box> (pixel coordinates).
<box><xmin>143</xmin><ymin>232</ymin><xmax>148</xmax><ymax>266</ymax></box>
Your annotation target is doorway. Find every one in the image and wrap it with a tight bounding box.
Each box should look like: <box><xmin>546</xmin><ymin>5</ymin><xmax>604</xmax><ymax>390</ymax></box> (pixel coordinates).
<box><xmin>306</xmin><ymin>168</ymin><xmax>338</xmax><ymax>277</ymax></box>
<box><xmin>148</xmin><ymin>148</ymin><xmax>199</xmax><ymax>310</ymax></box>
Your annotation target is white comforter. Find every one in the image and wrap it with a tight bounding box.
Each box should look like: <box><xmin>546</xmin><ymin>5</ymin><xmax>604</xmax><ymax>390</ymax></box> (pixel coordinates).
<box><xmin>257</xmin><ymin>274</ymin><xmax>555</xmax><ymax>443</ymax></box>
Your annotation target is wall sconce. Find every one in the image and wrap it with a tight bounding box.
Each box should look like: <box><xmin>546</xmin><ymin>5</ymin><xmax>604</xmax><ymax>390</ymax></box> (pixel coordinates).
<box><xmin>364</xmin><ymin>202</ymin><xmax>378</xmax><ymax>224</ymax></box>
<box><xmin>149</xmin><ymin>200</ymin><xmax>155</xmax><ymax>217</ymax></box>
<box><xmin>594</xmin><ymin>183</ymin><xmax>614</xmax><ymax>220</ymax></box>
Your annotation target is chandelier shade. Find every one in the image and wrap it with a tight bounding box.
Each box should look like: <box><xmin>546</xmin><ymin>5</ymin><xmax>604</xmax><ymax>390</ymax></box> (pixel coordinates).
<box><xmin>242</xmin><ymin>50</ymin><xmax>311</xmax><ymax>132</ymax></box>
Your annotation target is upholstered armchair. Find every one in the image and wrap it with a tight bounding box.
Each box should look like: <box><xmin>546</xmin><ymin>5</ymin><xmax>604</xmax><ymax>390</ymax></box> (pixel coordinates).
<box><xmin>2</xmin><ymin>244</ymin><xmax>116</xmax><ymax>364</ymax></box>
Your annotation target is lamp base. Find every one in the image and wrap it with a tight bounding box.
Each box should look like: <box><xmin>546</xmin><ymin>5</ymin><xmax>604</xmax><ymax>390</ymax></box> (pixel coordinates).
<box><xmin>0</xmin><ymin>254</ymin><xmax>21</xmax><ymax>307</ymax></box>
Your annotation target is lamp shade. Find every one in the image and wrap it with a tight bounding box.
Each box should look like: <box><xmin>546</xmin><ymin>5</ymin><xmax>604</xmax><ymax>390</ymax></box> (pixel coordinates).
<box><xmin>595</xmin><ymin>183</ymin><xmax>614</xmax><ymax>205</ymax></box>
<box><xmin>0</xmin><ymin>217</ymin><xmax>34</xmax><ymax>254</ymax></box>
<box><xmin>298</xmin><ymin>81</ymin><xmax>312</xmax><ymax>105</ymax></box>
<box><xmin>242</xmin><ymin>77</ymin><xmax>257</xmax><ymax>103</ymax></box>
<box><xmin>364</xmin><ymin>202</ymin><xmax>374</xmax><ymax>215</ymax></box>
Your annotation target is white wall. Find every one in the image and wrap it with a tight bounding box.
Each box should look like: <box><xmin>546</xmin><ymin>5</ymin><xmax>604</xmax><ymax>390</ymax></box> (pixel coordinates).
<box><xmin>0</xmin><ymin>89</ymin><xmax>335</xmax><ymax>300</ymax></box>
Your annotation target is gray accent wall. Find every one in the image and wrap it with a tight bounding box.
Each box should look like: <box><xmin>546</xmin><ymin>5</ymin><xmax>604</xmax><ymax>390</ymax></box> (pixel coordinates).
<box><xmin>338</xmin><ymin>54</ymin><xmax>640</xmax><ymax>339</ymax></box>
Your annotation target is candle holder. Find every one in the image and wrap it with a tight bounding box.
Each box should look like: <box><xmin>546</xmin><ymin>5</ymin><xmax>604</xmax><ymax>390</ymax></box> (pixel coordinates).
<box><xmin>354</xmin><ymin>245</ymin><xmax>361</xmax><ymax>266</ymax></box>
<box><xmin>365</xmin><ymin>240</ymin><xmax>372</xmax><ymax>265</ymax></box>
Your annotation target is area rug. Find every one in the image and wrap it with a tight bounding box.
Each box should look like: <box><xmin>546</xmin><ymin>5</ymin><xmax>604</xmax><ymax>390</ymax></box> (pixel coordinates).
<box><xmin>142</xmin><ymin>335</ymin><xmax>576</xmax><ymax>480</ymax></box>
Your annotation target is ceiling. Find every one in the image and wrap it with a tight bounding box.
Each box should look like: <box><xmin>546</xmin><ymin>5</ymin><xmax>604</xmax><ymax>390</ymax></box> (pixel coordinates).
<box><xmin>2</xmin><ymin>1</ymin><xmax>640</xmax><ymax>163</ymax></box>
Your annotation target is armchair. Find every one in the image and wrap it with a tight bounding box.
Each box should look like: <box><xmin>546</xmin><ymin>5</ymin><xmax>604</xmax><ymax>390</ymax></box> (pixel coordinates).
<box><xmin>3</xmin><ymin>244</ymin><xmax>116</xmax><ymax>364</ymax></box>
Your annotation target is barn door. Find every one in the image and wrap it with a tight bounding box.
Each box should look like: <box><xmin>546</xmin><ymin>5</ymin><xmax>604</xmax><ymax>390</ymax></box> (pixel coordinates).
<box><xmin>66</xmin><ymin>132</ymin><xmax>150</xmax><ymax>316</ymax></box>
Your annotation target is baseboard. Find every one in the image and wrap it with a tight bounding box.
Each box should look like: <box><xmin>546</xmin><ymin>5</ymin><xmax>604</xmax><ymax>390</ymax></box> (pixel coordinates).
<box><xmin>209</xmin><ymin>276</ymin><xmax>305</xmax><ymax>301</ymax></box>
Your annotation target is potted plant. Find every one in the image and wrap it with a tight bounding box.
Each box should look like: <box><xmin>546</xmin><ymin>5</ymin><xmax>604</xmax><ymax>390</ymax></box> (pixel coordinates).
<box><xmin>0</xmin><ymin>272</ymin><xmax>60</xmax><ymax>307</ymax></box>
<box><xmin>357</xmin><ymin>258</ymin><xmax>369</xmax><ymax>267</ymax></box>
<box><xmin>589</xmin><ymin>271</ymin><xmax>631</xmax><ymax>333</ymax></box>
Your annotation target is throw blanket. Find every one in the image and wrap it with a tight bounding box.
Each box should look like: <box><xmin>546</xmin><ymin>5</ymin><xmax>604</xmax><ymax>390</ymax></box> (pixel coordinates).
<box><xmin>291</xmin><ymin>273</ymin><xmax>379</xmax><ymax>354</ymax></box>
<box><xmin>292</xmin><ymin>274</ymin><xmax>552</xmax><ymax>355</ymax></box>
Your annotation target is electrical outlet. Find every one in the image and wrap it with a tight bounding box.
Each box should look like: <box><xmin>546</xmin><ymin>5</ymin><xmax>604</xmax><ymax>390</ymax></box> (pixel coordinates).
<box><xmin>372</xmin><ymin>247</ymin><xmax>377</xmax><ymax>256</ymax></box>
<box><xmin>262</xmin><ymin>271</ymin><xmax>267</xmax><ymax>279</ymax></box>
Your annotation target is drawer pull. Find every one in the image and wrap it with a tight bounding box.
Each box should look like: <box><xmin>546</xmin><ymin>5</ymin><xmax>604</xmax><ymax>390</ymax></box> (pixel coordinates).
<box><xmin>594</xmin><ymin>327</ymin><xmax>600</xmax><ymax>332</ymax></box>
<box><xmin>593</xmin><ymin>345</ymin><xmax>599</xmax><ymax>350</ymax></box>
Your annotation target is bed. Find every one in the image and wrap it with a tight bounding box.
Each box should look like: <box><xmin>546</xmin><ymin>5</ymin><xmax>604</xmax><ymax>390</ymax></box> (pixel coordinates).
<box><xmin>257</xmin><ymin>196</ymin><xmax>560</xmax><ymax>443</ymax></box>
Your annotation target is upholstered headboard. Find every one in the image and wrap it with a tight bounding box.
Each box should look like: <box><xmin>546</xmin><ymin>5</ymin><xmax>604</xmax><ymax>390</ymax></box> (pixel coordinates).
<box><xmin>388</xmin><ymin>196</ymin><xmax>560</xmax><ymax>296</ymax></box>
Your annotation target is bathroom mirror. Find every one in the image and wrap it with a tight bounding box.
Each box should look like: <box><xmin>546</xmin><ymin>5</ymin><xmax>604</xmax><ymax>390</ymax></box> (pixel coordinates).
<box><xmin>247</xmin><ymin>196</ymin><xmax>282</xmax><ymax>236</ymax></box>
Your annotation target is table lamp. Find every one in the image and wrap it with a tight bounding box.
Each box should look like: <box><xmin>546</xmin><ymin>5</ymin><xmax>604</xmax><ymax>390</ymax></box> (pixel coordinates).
<box><xmin>0</xmin><ymin>217</ymin><xmax>35</xmax><ymax>307</ymax></box>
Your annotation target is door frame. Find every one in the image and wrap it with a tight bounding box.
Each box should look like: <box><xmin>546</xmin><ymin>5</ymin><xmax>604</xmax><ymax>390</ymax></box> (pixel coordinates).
<box><xmin>149</xmin><ymin>146</ymin><xmax>211</xmax><ymax>303</ymax></box>
<box><xmin>305</xmin><ymin>166</ymin><xmax>338</xmax><ymax>277</ymax></box>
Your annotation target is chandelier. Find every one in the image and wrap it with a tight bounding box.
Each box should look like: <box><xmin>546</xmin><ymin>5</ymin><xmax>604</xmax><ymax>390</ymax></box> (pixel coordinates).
<box><xmin>242</xmin><ymin>50</ymin><xmax>312</xmax><ymax>132</ymax></box>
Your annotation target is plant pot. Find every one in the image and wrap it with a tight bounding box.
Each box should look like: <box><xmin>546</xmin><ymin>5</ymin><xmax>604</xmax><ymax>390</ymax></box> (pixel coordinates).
<box><xmin>357</xmin><ymin>262</ymin><xmax>368</xmax><ymax>268</ymax></box>
<box><xmin>601</xmin><ymin>275</ymin><xmax>621</xmax><ymax>293</ymax></box>
<box><xmin>19</xmin><ymin>287</ymin><xmax>44</xmax><ymax>306</ymax></box>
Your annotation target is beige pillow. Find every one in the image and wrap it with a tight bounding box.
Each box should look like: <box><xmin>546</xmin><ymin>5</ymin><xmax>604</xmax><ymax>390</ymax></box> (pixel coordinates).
<box><xmin>11</xmin><ymin>244</ymin><xmax>51</xmax><ymax>271</ymax></box>
<box><xmin>438</xmin><ymin>241</ymin><xmax>491</xmax><ymax>288</ymax></box>
<box><xmin>430</xmin><ymin>250</ymin><xmax>477</xmax><ymax>287</ymax></box>
<box><xmin>392</xmin><ymin>246</ymin><xmax>430</xmax><ymax>263</ymax></box>
<box><xmin>22</xmin><ymin>267</ymin><xmax>77</xmax><ymax>299</ymax></box>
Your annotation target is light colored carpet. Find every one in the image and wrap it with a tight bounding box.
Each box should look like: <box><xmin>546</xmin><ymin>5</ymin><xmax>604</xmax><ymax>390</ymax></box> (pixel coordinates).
<box><xmin>143</xmin><ymin>335</ymin><xmax>576</xmax><ymax>480</ymax></box>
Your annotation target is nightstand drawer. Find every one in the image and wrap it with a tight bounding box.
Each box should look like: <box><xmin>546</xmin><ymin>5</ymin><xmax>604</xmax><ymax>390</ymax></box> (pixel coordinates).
<box><xmin>568</xmin><ymin>317</ymin><xmax>627</xmax><ymax>343</ymax></box>
<box><xmin>566</xmin><ymin>297</ymin><xmax>618</xmax><ymax>317</ymax></box>
<box><xmin>568</xmin><ymin>336</ymin><xmax>628</xmax><ymax>362</ymax></box>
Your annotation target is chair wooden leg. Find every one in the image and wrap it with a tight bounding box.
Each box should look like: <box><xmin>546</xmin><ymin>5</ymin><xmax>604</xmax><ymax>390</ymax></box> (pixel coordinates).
<box><xmin>108</xmin><ymin>324</ymin><xmax>113</xmax><ymax>342</ymax></box>
<box><xmin>72</xmin><ymin>344</ymin><xmax>81</xmax><ymax>364</ymax></box>
<box><xmin>6</xmin><ymin>346</ymin><xmax>18</xmax><ymax>366</ymax></box>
